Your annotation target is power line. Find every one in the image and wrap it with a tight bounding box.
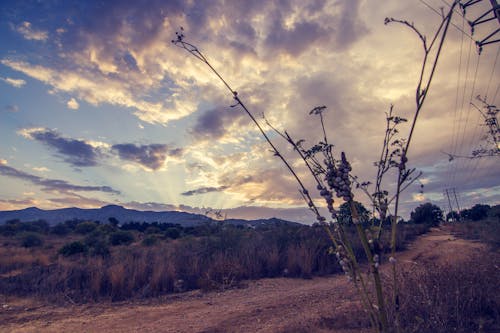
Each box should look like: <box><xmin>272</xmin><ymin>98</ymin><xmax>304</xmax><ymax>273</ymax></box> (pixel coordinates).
<box><xmin>484</xmin><ymin>45</ymin><xmax>500</xmax><ymax>99</ymax></box>
<box><xmin>419</xmin><ymin>0</ymin><xmax>475</xmax><ymax>40</ymax></box>
<box><xmin>448</xmin><ymin>12</ymin><xmax>467</xmax><ymax>189</ymax></box>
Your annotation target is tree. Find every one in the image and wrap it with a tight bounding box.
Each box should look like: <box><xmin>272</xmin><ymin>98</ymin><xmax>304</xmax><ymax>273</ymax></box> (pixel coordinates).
<box><xmin>337</xmin><ymin>201</ymin><xmax>371</xmax><ymax>224</ymax></box>
<box><xmin>446</xmin><ymin>211</ymin><xmax>460</xmax><ymax>222</ymax></box>
<box><xmin>108</xmin><ymin>217</ymin><xmax>119</xmax><ymax>227</ymax></box>
<box><xmin>410</xmin><ymin>203</ymin><xmax>443</xmax><ymax>226</ymax></box>
<box><xmin>467</xmin><ymin>204</ymin><xmax>490</xmax><ymax>221</ymax></box>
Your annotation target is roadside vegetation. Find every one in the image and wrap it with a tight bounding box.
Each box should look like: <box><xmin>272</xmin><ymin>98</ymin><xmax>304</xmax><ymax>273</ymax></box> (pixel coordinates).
<box><xmin>0</xmin><ymin>205</ymin><xmax>498</xmax><ymax>332</ymax></box>
<box><xmin>0</xmin><ymin>202</ymin><xmax>433</xmax><ymax>303</ymax></box>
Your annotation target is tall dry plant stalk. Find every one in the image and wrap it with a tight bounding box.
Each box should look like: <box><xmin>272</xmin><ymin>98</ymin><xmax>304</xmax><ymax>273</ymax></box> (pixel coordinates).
<box><xmin>173</xmin><ymin>2</ymin><xmax>458</xmax><ymax>331</ymax></box>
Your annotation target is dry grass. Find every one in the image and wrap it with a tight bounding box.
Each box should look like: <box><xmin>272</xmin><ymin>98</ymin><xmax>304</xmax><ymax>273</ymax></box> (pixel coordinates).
<box><xmin>0</xmin><ymin>222</ymin><xmax>430</xmax><ymax>303</ymax></box>
<box><xmin>387</xmin><ymin>252</ymin><xmax>500</xmax><ymax>333</ymax></box>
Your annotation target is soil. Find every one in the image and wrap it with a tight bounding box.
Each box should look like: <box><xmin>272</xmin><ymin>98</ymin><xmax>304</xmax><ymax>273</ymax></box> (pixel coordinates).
<box><xmin>0</xmin><ymin>226</ymin><xmax>487</xmax><ymax>333</ymax></box>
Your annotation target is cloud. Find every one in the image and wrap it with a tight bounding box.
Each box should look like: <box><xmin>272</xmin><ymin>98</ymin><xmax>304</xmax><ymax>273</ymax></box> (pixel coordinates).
<box><xmin>15</xmin><ymin>21</ymin><xmax>48</xmax><ymax>41</ymax></box>
<box><xmin>0</xmin><ymin>163</ymin><xmax>119</xmax><ymax>194</ymax></box>
<box><xmin>67</xmin><ymin>98</ymin><xmax>79</xmax><ymax>110</ymax></box>
<box><xmin>265</xmin><ymin>19</ymin><xmax>333</xmax><ymax>56</ymax></box>
<box><xmin>19</xmin><ymin>128</ymin><xmax>102</xmax><ymax>167</ymax></box>
<box><xmin>112</xmin><ymin>143</ymin><xmax>183</xmax><ymax>170</ymax></box>
<box><xmin>0</xmin><ymin>198</ymin><xmax>37</xmax><ymax>210</ymax></box>
<box><xmin>181</xmin><ymin>186</ymin><xmax>229</xmax><ymax>196</ymax></box>
<box><xmin>0</xmin><ymin>59</ymin><xmax>195</xmax><ymax>124</ymax></box>
<box><xmin>4</xmin><ymin>105</ymin><xmax>19</xmax><ymax>112</ymax></box>
<box><xmin>19</xmin><ymin>127</ymin><xmax>182</xmax><ymax>171</ymax></box>
<box><xmin>32</xmin><ymin>166</ymin><xmax>50</xmax><ymax>172</ymax></box>
<box><xmin>191</xmin><ymin>106</ymin><xmax>249</xmax><ymax>141</ymax></box>
<box><xmin>47</xmin><ymin>192</ymin><xmax>112</xmax><ymax>208</ymax></box>
<box><xmin>124</xmin><ymin>201</ymin><xmax>179</xmax><ymax>212</ymax></box>
<box><xmin>1</xmin><ymin>77</ymin><xmax>26</xmax><ymax>88</ymax></box>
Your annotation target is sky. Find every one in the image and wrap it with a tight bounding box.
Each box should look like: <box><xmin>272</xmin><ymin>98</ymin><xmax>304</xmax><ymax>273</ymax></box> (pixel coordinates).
<box><xmin>0</xmin><ymin>0</ymin><xmax>498</xmax><ymax>223</ymax></box>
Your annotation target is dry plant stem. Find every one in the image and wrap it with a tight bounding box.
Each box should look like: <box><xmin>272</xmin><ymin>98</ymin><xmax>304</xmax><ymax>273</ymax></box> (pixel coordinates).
<box><xmin>336</xmin><ymin>225</ymin><xmax>379</xmax><ymax>332</ymax></box>
<box><xmin>350</xmin><ymin>200</ymin><xmax>388</xmax><ymax>332</ymax></box>
<box><xmin>172</xmin><ymin>40</ymin><xmax>325</xmax><ymax>224</ymax></box>
<box><xmin>388</xmin><ymin>3</ymin><xmax>457</xmax><ymax>332</ymax></box>
<box><xmin>263</xmin><ymin>117</ymin><xmax>383</xmax><ymax>329</ymax></box>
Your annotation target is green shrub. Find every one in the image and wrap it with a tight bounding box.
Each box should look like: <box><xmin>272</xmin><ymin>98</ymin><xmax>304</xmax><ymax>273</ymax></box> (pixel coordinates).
<box><xmin>164</xmin><ymin>227</ymin><xmax>181</xmax><ymax>239</ymax></box>
<box><xmin>0</xmin><ymin>223</ymin><xmax>18</xmax><ymax>236</ymax></box>
<box><xmin>75</xmin><ymin>221</ymin><xmax>98</xmax><ymax>234</ymax></box>
<box><xmin>109</xmin><ymin>230</ymin><xmax>134</xmax><ymax>246</ymax></box>
<box><xmin>145</xmin><ymin>226</ymin><xmax>162</xmax><ymax>235</ymax></box>
<box><xmin>50</xmin><ymin>223</ymin><xmax>70</xmax><ymax>236</ymax></box>
<box><xmin>89</xmin><ymin>239</ymin><xmax>110</xmax><ymax>257</ymax></box>
<box><xmin>20</xmin><ymin>232</ymin><xmax>43</xmax><ymax>248</ymax></box>
<box><xmin>59</xmin><ymin>241</ymin><xmax>88</xmax><ymax>256</ymax></box>
<box><xmin>142</xmin><ymin>235</ymin><xmax>159</xmax><ymax>246</ymax></box>
<box><xmin>97</xmin><ymin>224</ymin><xmax>116</xmax><ymax>234</ymax></box>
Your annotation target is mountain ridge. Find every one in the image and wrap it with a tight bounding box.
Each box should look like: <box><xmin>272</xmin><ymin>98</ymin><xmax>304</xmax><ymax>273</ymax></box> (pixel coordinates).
<box><xmin>0</xmin><ymin>205</ymin><xmax>300</xmax><ymax>227</ymax></box>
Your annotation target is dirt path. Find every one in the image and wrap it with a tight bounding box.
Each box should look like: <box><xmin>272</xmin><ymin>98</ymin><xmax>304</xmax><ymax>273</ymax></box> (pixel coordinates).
<box><xmin>0</xmin><ymin>226</ymin><xmax>487</xmax><ymax>333</ymax></box>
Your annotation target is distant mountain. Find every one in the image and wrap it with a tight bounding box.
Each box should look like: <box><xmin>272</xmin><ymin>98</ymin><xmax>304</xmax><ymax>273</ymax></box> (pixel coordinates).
<box><xmin>0</xmin><ymin>205</ymin><xmax>300</xmax><ymax>227</ymax></box>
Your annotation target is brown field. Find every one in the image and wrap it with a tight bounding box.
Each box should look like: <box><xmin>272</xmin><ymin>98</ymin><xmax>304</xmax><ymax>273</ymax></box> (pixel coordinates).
<box><xmin>1</xmin><ymin>225</ymin><xmax>495</xmax><ymax>333</ymax></box>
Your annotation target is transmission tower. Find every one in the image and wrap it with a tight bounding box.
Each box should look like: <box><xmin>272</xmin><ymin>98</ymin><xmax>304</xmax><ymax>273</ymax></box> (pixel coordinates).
<box><xmin>460</xmin><ymin>0</ymin><xmax>500</xmax><ymax>52</ymax></box>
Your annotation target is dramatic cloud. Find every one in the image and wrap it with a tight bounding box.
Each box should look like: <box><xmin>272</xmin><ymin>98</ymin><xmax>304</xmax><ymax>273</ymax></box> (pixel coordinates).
<box><xmin>67</xmin><ymin>98</ymin><xmax>79</xmax><ymax>110</ymax></box>
<box><xmin>0</xmin><ymin>163</ymin><xmax>119</xmax><ymax>194</ymax></box>
<box><xmin>47</xmin><ymin>192</ymin><xmax>112</xmax><ymax>208</ymax></box>
<box><xmin>112</xmin><ymin>143</ymin><xmax>183</xmax><ymax>170</ymax></box>
<box><xmin>181</xmin><ymin>186</ymin><xmax>230</xmax><ymax>196</ymax></box>
<box><xmin>0</xmin><ymin>0</ymin><xmax>498</xmax><ymax>220</ymax></box>
<box><xmin>1</xmin><ymin>77</ymin><xmax>26</xmax><ymax>88</ymax></box>
<box><xmin>0</xmin><ymin>198</ymin><xmax>37</xmax><ymax>210</ymax></box>
<box><xmin>0</xmin><ymin>59</ymin><xmax>197</xmax><ymax>124</ymax></box>
<box><xmin>19</xmin><ymin>128</ymin><xmax>102</xmax><ymax>167</ymax></box>
<box><xmin>14</xmin><ymin>21</ymin><xmax>48</xmax><ymax>41</ymax></box>
<box><xmin>19</xmin><ymin>128</ymin><xmax>182</xmax><ymax>171</ymax></box>
<box><xmin>191</xmin><ymin>107</ymin><xmax>248</xmax><ymax>141</ymax></box>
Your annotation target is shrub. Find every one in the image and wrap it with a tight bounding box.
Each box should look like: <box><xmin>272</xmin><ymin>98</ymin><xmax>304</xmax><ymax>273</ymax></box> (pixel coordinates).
<box><xmin>75</xmin><ymin>221</ymin><xmax>98</xmax><ymax>234</ymax></box>
<box><xmin>145</xmin><ymin>226</ymin><xmax>162</xmax><ymax>235</ymax></box>
<box><xmin>164</xmin><ymin>227</ymin><xmax>181</xmax><ymax>239</ymax></box>
<box><xmin>50</xmin><ymin>223</ymin><xmax>69</xmax><ymax>236</ymax></box>
<box><xmin>0</xmin><ymin>223</ymin><xmax>18</xmax><ymax>236</ymax></box>
<box><xmin>59</xmin><ymin>241</ymin><xmax>88</xmax><ymax>256</ymax></box>
<box><xmin>109</xmin><ymin>230</ymin><xmax>134</xmax><ymax>246</ymax></box>
<box><xmin>97</xmin><ymin>224</ymin><xmax>116</xmax><ymax>234</ymax></box>
<box><xmin>89</xmin><ymin>240</ymin><xmax>110</xmax><ymax>257</ymax></box>
<box><xmin>20</xmin><ymin>232</ymin><xmax>43</xmax><ymax>248</ymax></box>
<box><xmin>142</xmin><ymin>235</ymin><xmax>159</xmax><ymax>246</ymax></box>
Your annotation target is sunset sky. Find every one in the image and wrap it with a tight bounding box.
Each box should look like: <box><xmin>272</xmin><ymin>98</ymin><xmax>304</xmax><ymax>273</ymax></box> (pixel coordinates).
<box><xmin>0</xmin><ymin>0</ymin><xmax>498</xmax><ymax>223</ymax></box>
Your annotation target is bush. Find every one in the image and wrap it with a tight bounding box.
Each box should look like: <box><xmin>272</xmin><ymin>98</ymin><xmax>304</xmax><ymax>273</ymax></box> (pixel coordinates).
<box><xmin>109</xmin><ymin>231</ymin><xmax>134</xmax><ymax>246</ymax></box>
<box><xmin>51</xmin><ymin>223</ymin><xmax>70</xmax><ymax>236</ymax></box>
<box><xmin>89</xmin><ymin>240</ymin><xmax>110</xmax><ymax>257</ymax></box>
<box><xmin>164</xmin><ymin>227</ymin><xmax>181</xmax><ymax>239</ymax></box>
<box><xmin>75</xmin><ymin>221</ymin><xmax>98</xmax><ymax>234</ymax></box>
<box><xmin>20</xmin><ymin>232</ymin><xmax>43</xmax><ymax>248</ymax></box>
<box><xmin>142</xmin><ymin>235</ymin><xmax>159</xmax><ymax>246</ymax></box>
<box><xmin>59</xmin><ymin>241</ymin><xmax>88</xmax><ymax>256</ymax></box>
<box><xmin>97</xmin><ymin>224</ymin><xmax>116</xmax><ymax>234</ymax></box>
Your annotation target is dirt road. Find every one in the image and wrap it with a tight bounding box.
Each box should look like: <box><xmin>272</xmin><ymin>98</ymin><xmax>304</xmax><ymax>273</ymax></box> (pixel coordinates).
<box><xmin>0</xmin><ymin>227</ymin><xmax>486</xmax><ymax>333</ymax></box>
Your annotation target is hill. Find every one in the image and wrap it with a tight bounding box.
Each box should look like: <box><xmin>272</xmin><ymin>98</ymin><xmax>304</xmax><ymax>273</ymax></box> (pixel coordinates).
<box><xmin>0</xmin><ymin>205</ymin><xmax>300</xmax><ymax>227</ymax></box>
